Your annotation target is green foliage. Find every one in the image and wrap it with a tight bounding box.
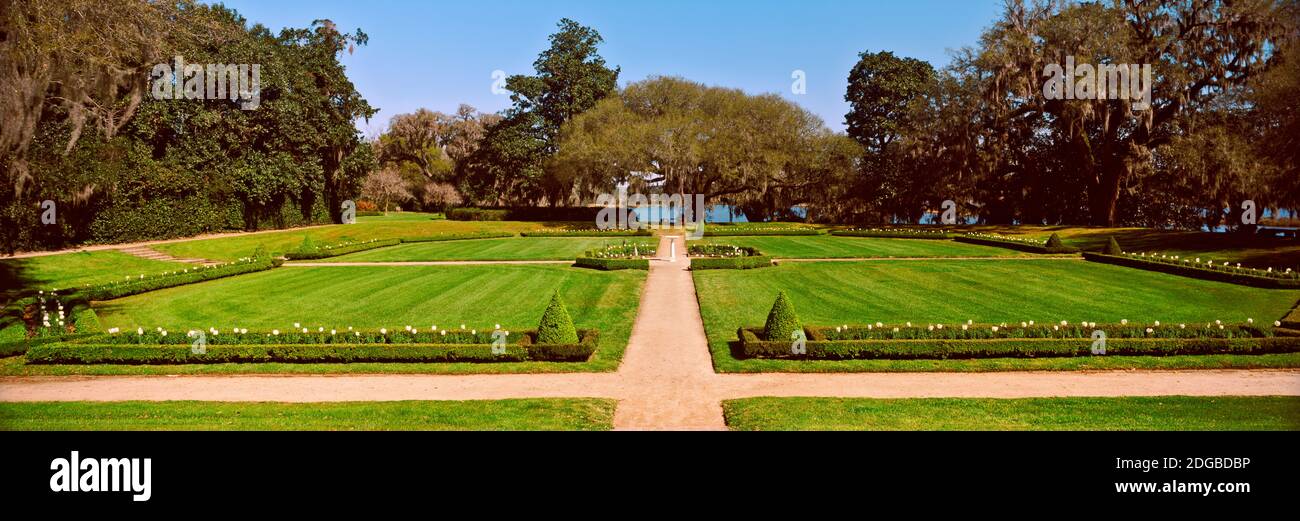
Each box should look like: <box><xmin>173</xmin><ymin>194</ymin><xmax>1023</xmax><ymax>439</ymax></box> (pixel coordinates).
<box><xmin>399</xmin><ymin>231</ymin><xmax>516</xmax><ymax>243</ymax></box>
<box><xmin>298</xmin><ymin>235</ymin><xmax>319</xmax><ymax>253</ymax></box>
<box><xmin>1105</xmin><ymin>236</ymin><xmax>1124</xmax><ymax>255</ymax></box>
<box><xmin>702</xmin><ymin>228</ymin><xmax>825</xmax><ymax>236</ymax></box>
<box><xmin>446</xmin><ymin>208</ymin><xmax>510</xmax><ymax>221</ymax></box>
<box><xmin>762</xmin><ymin>291</ymin><xmax>801</xmax><ymax>341</ymax></box>
<box><xmin>573</xmin><ymin>257</ymin><xmax>649</xmax><ymax>270</ymax></box>
<box><xmin>831</xmin><ymin>228</ymin><xmax>952</xmax><ymax>239</ymax></box>
<box><xmin>736</xmin><ymin>330</ymin><xmax>1300</xmax><ymax>360</ymax></box>
<box><xmin>536</xmin><ymin>292</ymin><xmax>579</xmax><ymax>344</ymax></box>
<box><xmin>955</xmin><ymin>234</ymin><xmax>1079</xmax><ymax>254</ymax></box>
<box><xmin>1045</xmin><ymin>233</ymin><xmax>1065</xmax><ymax>248</ymax></box>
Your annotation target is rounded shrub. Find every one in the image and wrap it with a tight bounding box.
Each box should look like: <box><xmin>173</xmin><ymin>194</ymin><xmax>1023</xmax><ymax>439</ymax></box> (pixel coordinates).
<box><xmin>763</xmin><ymin>291</ymin><xmax>802</xmax><ymax>342</ymax></box>
<box><xmin>536</xmin><ymin>292</ymin><xmax>579</xmax><ymax>344</ymax></box>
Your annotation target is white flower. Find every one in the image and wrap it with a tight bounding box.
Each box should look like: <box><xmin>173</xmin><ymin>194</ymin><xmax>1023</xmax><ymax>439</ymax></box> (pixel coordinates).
<box><xmin>380</xmin><ymin>328</ymin><xmax>387</xmax><ymax>335</ymax></box>
<box><xmin>1153</xmin><ymin>321</ymin><xmax>1160</xmax><ymax>326</ymax></box>
<box><xmin>1246</xmin><ymin>318</ymin><xmax>1253</xmax><ymax>324</ymax></box>
<box><xmin>866</xmin><ymin>325</ymin><xmax>873</xmax><ymax>330</ymax></box>
<box><xmin>906</xmin><ymin>322</ymin><xmax>912</xmax><ymax>328</ymax></box>
<box><xmin>1020</xmin><ymin>322</ymin><xmax>1027</xmax><ymax>328</ymax></box>
<box><xmin>441</xmin><ymin>330</ymin><xmax>447</xmax><ymax>335</ymax></box>
<box><xmin>348</xmin><ymin>326</ymin><xmax>354</xmax><ymax>331</ymax></box>
<box><xmin>137</xmin><ymin>327</ymin><xmax>144</xmax><ymax>335</ymax></box>
<box><xmin>318</xmin><ymin>327</ymin><xmax>324</xmax><ymax>332</ymax></box>
<box><xmin>1276</xmin><ymin>321</ymin><xmax>1283</xmax><ymax>327</ymax></box>
<box><xmin>1053</xmin><ymin>325</ymin><xmax>1059</xmax><ymax>331</ymax></box>
<box><xmin>1145</xmin><ymin>328</ymin><xmax>1154</xmax><ymax>334</ymax></box>
<box><xmin>241</xmin><ymin>328</ymin><xmax>248</xmax><ymax>334</ymax></box>
<box><xmin>927</xmin><ymin>325</ymin><xmax>934</xmax><ymax>331</ymax></box>
<box><xmin>1061</xmin><ymin>320</ymin><xmax>1068</xmax><ymax>326</ymax></box>
<box><xmin>1028</xmin><ymin>320</ymin><xmax>1034</xmax><ymax>326</ymax></box>
<box><xmin>835</xmin><ymin>326</ymin><xmax>842</xmax><ymax>332</ymax></box>
<box><xmin>936</xmin><ymin>324</ymin><xmax>943</xmax><ymax>330</ymax></box>
<box><xmin>876</xmin><ymin>322</ymin><xmax>883</xmax><ymax>328</ymax></box>
<box><xmin>471</xmin><ymin>329</ymin><xmax>477</xmax><ymax>335</ymax></box>
<box><xmin>961</xmin><ymin>325</ymin><xmax>968</xmax><ymax>331</ymax></box>
<box><xmin>272</xmin><ymin>329</ymin><xmax>279</xmax><ymax>335</ymax></box>
<box><xmin>331</xmin><ymin>329</ymin><xmax>337</xmax><ymax>335</ymax></box>
<box><xmin>968</xmin><ymin>320</ymin><xmax>974</xmax><ymax>325</ymax></box>
<box><xmin>1180</xmin><ymin>324</ymin><xmax>1186</xmax><ymax>329</ymax></box>
<box><xmin>892</xmin><ymin>327</ymin><xmax>899</xmax><ymax>333</ymax></box>
<box><xmin>495</xmin><ymin>324</ymin><xmax>501</xmax><ymax>330</ymax></box>
<box><xmin>405</xmin><ymin>325</ymin><xmax>412</xmax><ymax>331</ymax></box>
<box><xmin>302</xmin><ymin>328</ymin><xmax>308</xmax><ymax>333</ymax></box>
<box><xmin>460</xmin><ymin>324</ymin><xmax>466</xmax><ymax>330</ymax></box>
<box><xmin>160</xmin><ymin>330</ymin><xmax>167</xmax><ymax>337</ymax></box>
<box><xmin>1219</xmin><ymin>325</ymin><xmax>1225</xmax><ymax>330</ymax></box>
<box><xmin>991</xmin><ymin>326</ymin><xmax>999</xmax><ymax>332</ymax></box>
<box><xmin>1215</xmin><ymin>320</ymin><xmax>1222</xmax><ymax>325</ymax></box>
<box><xmin>294</xmin><ymin>323</ymin><xmax>300</xmax><ymax>328</ymax></box>
<box><xmin>1120</xmin><ymin>319</ymin><xmax>1128</xmax><ymax>325</ymax></box>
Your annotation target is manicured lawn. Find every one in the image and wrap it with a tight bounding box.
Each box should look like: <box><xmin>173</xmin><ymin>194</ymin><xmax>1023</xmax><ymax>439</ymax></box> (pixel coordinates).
<box><xmin>694</xmin><ymin>260</ymin><xmax>1300</xmax><ymax>372</ymax></box>
<box><xmin>323</xmin><ymin>237</ymin><xmax>656</xmax><ymax>262</ymax></box>
<box><xmin>152</xmin><ymin>213</ymin><xmax>550</xmax><ymax>261</ymax></box>
<box><xmin>2</xmin><ymin>250</ymin><xmax>187</xmax><ymax>297</ymax></box>
<box><xmin>954</xmin><ymin>225</ymin><xmax>1300</xmax><ymax>268</ymax></box>
<box><xmin>0</xmin><ymin>399</ymin><xmax>616</xmax><ymax>430</ymax></box>
<box><xmin>69</xmin><ymin>264</ymin><xmax>643</xmax><ymax>374</ymax></box>
<box><xmin>723</xmin><ymin>396</ymin><xmax>1300</xmax><ymax>430</ymax></box>
<box><xmin>696</xmin><ymin>235</ymin><xmax>1029</xmax><ymax>258</ymax></box>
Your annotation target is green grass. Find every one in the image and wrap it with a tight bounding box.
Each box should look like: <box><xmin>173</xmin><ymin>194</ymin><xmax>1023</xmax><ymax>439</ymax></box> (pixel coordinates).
<box><xmin>953</xmin><ymin>225</ymin><xmax>1300</xmax><ymax>268</ymax></box>
<box><xmin>694</xmin><ymin>260</ymin><xmax>1300</xmax><ymax>372</ymax></box>
<box><xmin>2</xmin><ymin>251</ymin><xmax>188</xmax><ymax>294</ymax></box>
<box><xmin>696</xmin><ymin>235</ymin><xmax>1030</xmax><ymax>258</ymax></box>
<box><xmin>151</xmin><ymin>213</ymin><xmax>552</xmax><ymax>261</ymax></box>
<box><xmin>322</xmin><ymin>237</ymin><xmax>653</xmax><ymax>262</ymax></box>
<box><xmin>0</xmin><ymin>399</ymin><xmax>616</xmax><ymax>430</ymax></box>
<box><xmin>723</xmin><ymin>396</ymin><xmax>1300</xmax><ymax>430</ymax></box>
<box><xmin>51</xmin><ymin>264</ymin><xmax>644</xmax><ymax>374</ymax></box>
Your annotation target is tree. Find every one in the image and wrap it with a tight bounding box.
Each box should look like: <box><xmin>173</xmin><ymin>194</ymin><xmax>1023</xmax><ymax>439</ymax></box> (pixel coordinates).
<box><xmin>361</xmin><ymin>167</ymin><xmax>412</xmax><ymax>212</ymax></box>
<box><xmin>466</xmin><ymin>18</ymin><xmax>620</xmax><ymax>205</ymax></box>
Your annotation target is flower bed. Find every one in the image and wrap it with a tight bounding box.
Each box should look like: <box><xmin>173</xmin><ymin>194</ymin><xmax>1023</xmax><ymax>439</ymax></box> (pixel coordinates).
<box><xmin>702</xmin><ymin>227</ymin><xmax>824</xmax><ymax>237</ymax></box>
<box><xmin>521</xmin><ymin>229</ymin><xmax>651</xmax><ymax>237</ymax></box>
<box><xmin>1082</xmin><ymin>252</ymin><xmax>1300</xmax><ymax>289</ymax></box>
<box><xmin>573</xmin><ymin>242</ymin><xmax>658</xmax><ymax>270</ymax></box>
<box><xmin>735</xmin><ymin>322</ymin><xmax>1297</xmax><ymax>360</ymax></box>
<box><xmin>831</xmin><ymin>228</ymin><xmax>954</xmax><ymax>239</ymax></box>
<box><xmin>399</xmin><ymin>231</ymin><xmax>515</xmax><ymax>242</ymax></box>
<box><xmin>283</xmin><ymin>238</ymin><xmax>402</xmax><ymax>260</ymax></box>
<box><xmin>26</xmin><ymin>328</ymin><xmax>599</xmax><ymax>364</ymax></box>
<box><xmin>955</xmin><ymin>232</ymin><xmax>1079</xmax><ymax>253</ymax></box>
<box><xmin>689</xmin><ymin>245</ymin><xmax>772</xmax><ymax>270</ymax></box>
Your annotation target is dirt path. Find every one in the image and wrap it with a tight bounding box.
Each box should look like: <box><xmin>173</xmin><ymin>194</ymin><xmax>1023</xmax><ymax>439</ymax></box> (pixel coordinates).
<box><xmin>2</xmin><ymin>234</ymin><xmax>1299</xmax><ymax>430</ymax></box>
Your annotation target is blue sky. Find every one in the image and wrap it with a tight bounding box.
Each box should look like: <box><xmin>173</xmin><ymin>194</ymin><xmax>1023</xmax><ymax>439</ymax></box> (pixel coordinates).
<box><xmin>218</xmin><ymin>0</ymin><xmax>1007</xmax><ymax>134</ymax></box>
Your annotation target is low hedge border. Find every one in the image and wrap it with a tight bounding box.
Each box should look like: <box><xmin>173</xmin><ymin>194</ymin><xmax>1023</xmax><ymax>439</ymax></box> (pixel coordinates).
<box><xmin>399</xmin><ymin>231</ymin><xmax>515</xmax><ymax>243</ymax></box>
<box><xmin>522</xmin><ymin>229</ymin><xmax>651</xmax><ymax>237</ymax></box>
<box><xmin>27</xmin><ymin>329</ymin><xmax>598</xmax><ymax>364</ymax></box>
<box><xmin>47</xmin><ymin>258</ymin><xmax>281</xmax><ymax>302</ymax></box>
<box><xmin>702</xmin><ymin>229</ymin><xmax>824</xmax><ymax>237</ymax></box>
<box><xmin>573</xmin><ymin>256</ymin><xmax>650</xmax><ymax>270</ymax></box>
<box><xmin>831</xmin><ymin>229</ymin><xmax>954</xmax><ymax>239</ymax></box>
<box><xmin>690</xmin><ymin>255</ymin><xmax>773</xmax><ymax>270</ymax></box>
<box><xmin>283</xmin><ymin>239</ymin><xmax>402</xmax><ymax>260</ymax></box>
<box><xmin>1083</xmin><ymin>253</ymin><xmax>1300</xmax><ymax>289</ymax></box>
<box><xmin>735</xmin><ymin>327</ymin><xmax>1300</xmax><ymax>359</ymax></box>
<box><xmin>955</xmin><ymin>234</ymin><xmax>1079</xmax><ymax>254</ymax></box>
<box><xmin>688</xmin><ymin>245</ymin><xmax>772</xmax><ymax>270</ymax></box>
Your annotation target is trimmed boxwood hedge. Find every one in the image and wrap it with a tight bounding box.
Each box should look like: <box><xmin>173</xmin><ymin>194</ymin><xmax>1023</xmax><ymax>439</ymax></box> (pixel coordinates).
<box><xmin>735</xmin><ymin>327</ymin><xmax>1300</xmax><ymax>359</ymax></box>
<box><xmin>26</xmin><ymin>329</ymin><xmax>599</xmax><ymax>364</ymax></box>
<box><xmin>1083</xmin><ymin>252</ymin><xmax>1300</xmax><ymax>289</ymax></box>
<box><xmin>689</xmin><ymin>250</ymin><xmax>772</xmax><ymax>270</ymax></box>
<box><xmin>283</xmin><ymin>238</ymin><xmax>401</xmax><ymax>260</ymax></box>
<box><xmin>58</xmin><ymin>258</ymin><xmax>282</xmax><ymax>302</ymax></box>
<box><xmin>955</xmin><ymin>234</ymin><xmax>1080</xmax><ymax>254</ymax></box>
<box><xmin>831</xmin><ymin>229</ymin><xmax>954</xmax><ymax>239</ymax></box>
<box><xmin>522</xmin><ymin>229</ymin><xmax>651</xmax><ymax>237</ymax></box>
<box><xmin>447</xmin><ymin>207</ymin><xmax>603</xmax><ymax>222</ymax></box>
<box><xmin>702</xmin><ymin>228</ymin><xmax>824</xmax><ymax>237</ymax></box>
<box><xmin>573</xmin><ymin>256</ymin><xmax>650</xmax><ymax>270</ymax></box>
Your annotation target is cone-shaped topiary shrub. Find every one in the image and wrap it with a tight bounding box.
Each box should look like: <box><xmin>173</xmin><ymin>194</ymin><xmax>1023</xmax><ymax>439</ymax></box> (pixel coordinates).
<box><xmin>1045</xmin><ymin>233</ymin><xmax>1066</xmax><ymax>248</ymax></box>
<box><xmin>537</xmin><ymin>292</ymin><xmax>579</xmax><ymax>344</ymax></box>
<box><xmin>298</xmin><ymin>235</ymin><xmax>319</xmax><ymax>252</ymax></box>
<box><xmin>1104</xmin><ymin>236</ymin><xmax>1123</xmax><ymax>255</ymax></box>
<box><xmin>763</xmin><ymin>291</ymin><xmax>802</xmax><ymax>342</ymax></box>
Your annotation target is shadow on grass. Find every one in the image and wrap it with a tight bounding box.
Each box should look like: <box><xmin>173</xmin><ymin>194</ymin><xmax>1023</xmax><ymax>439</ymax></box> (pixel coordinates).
<box><xmin>0</xmin><ymin>259</ymin><xmax>45</xmax><ymax>332</ymax></box>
